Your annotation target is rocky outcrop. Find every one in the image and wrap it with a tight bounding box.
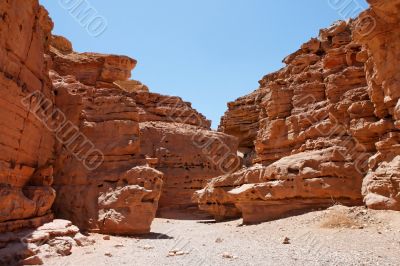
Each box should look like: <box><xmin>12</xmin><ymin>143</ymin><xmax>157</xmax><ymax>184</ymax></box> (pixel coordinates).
<box><xmin>140</xmin><ymin>122</ymin><xmax>239</xmax><ymax>212</ymax></box>
<box><xmin>196</xmin><ymin>148</ymin><xmax>364</xmax><ymax>223</ymax></box>
<box><xmin>49</xmin><ymin>34</ymin><xmax>239</xmax><ymax>228</ymax></box>
<box><xmin>49</xmin><ymin>51</ymin><xmax>164</xmax><ymax>234</ymax></box>
<box><xmin>0</xmin><ymin>0</ymin><xmax>56</xmax><ymax>232</ymax></box>
<box><xmin>50</xmin><ymin>39</ymin><xmax>136</xmax><ymax>88</ymax></box>
<box><xmin>219</xmin><ymin>89</ymin><xmax>266</xmax><ymax>166</ymax></box>
<box><xmin>196</xmin><ymin>18</ymin><xmax>380</xmax><ymax>223</ymax></box>
<box><xmin>0</xmin><ymin>219</ymin><xmax>94</xmax><ymax>265</ymax></box>
<box><xmin>354</xmin><ymin>0</ymin><xmax>400</xmax><ymax>211</ymax></box>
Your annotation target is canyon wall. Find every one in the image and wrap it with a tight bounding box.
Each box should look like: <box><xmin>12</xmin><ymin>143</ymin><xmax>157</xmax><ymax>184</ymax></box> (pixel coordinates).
<box><xmin>0</xmin><ymin>0</ymin><xmax>240</xmax><ymax>235</ymax></box>
<box><xmin>49</xmin><ymin>45</ymin><xmax>164</xmax><ymax>234</ymax></box>
<box><xmin>196</xmin><ymin>0</ymin><xmax>400</xmax><ymax>223</ymax></box>
<box><xmin>0</xmin><ymin>0</ymin><xmax>55</xmax><ymax>233</ymax></box>
<box><xmin>1</xmin><ymin>0</ymin><xmax>398</xmax><ymax>240</ymax></box>
<box><xmin>49</xmin><ymin>36</ymin><xmax>240</xmax><ymax>229</ymax></box>
<box><xmin>354</xmin><ymin>0</ymin><xmax>400</xmax><ymax>211</ymax></box>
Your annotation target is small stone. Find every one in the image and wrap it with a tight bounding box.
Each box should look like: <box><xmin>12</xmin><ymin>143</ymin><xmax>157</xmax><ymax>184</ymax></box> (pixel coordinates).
<box><xmin>283</xmin><ymin>237</ymin><xmax>290</xmax><ymax>244</ymax></box>
<box><xmin>74</xmin><ymin>233</ymin><xmax>95</xmax><ymax>247</ymax></box>
<box><xmin>142</xmin><ymin>245</ymin><xmax>154</xmax><ymax>250</ymax></box>
<box><xmin>215</xmin><ymin>238</ymin><xmax>223</xmax><ymax>243</ymax></box>
<box><xmin>114</xmin><ymin>244</ymin><xmax>124</xmax><ymax>248</ymax></box>
<box><xmin>48</xmin><ymin>237</ymin><xmax>73</xmax><ymax>256</ymax></box>
<box><xmin>105</xmin><ymin>252</ymin><xmax>112</xmax><ymax>257</ymax></box>
<box><xmin>21</xmin><ymin>255</ymin><xmax>43</xmax><ymax>265</ymax></box>
<box><xmin>103</xmin><ymin>235</ymin><xmax>111</xmax><ymax>240</ymax></box>
<box><xmin>222</xmin><ymin>252</ymin><xmax>235</xmax><ymax>259</ymax></box>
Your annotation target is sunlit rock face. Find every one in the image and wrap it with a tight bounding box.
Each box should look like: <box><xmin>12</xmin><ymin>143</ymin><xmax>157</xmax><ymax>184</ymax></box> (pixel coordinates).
<box><xmin>49</xmin><ymin>30</ymin><xmax>240</xmax><ymax>230</ymax></box>
<box><xmin>196</xmin><ymin>1</ymin><xmax>400</xmax><ymax>222</ymax></box>
<box><xmin>0</xmin><ymin>0</ymin><xmax>56</xmax><ymax>232</ymax></box>
<box><xmin>49</xmin><ymin>42</ymin><xmax>164</xmax><ymax>234</ymax></box>
<box><xmin>354</xmin><ymin>0</ymin><xmax>400</xmax><ymax>211</ymax></box>
<box><xmin>140</xmin><ymin>121</ymin><xmax>239</xmax><ymax>214</ymax></box>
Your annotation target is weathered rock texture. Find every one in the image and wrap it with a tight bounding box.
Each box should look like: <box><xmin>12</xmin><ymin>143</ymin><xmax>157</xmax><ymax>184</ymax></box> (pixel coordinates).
<box><xmin>0</xmin><ymin>0</ymin><xmax>240</xmax><ymax>237</ymax></box>
<box><xmin>354</xmin><ymin>0</ymin><xmax>400</xmax><ymax>211</ymax></box>
<box><xmin>0</xmin><ymin>219</ymin><xmax>94</xmax><ymax>265</ymax></box>
<box><xmin>49</xmin><ymin>46</ymin><xmax>164</xmax><ymax>235</ymax></box>
<box><xmin>0</xmin><ymin>0</ymin><xmax>56</xmax><ymax>233</ymax></box>
<box><xmin>196</xmin><ymin>1</ymin><xmax>400</xmax><ymax>223</ymax></box>
<box><xmin>49</xmin><ymin>36</ymin><xmax>240</xmax><ymax>228</ymax></box>
<box><xmin>140</xmin><ymin>121</ymin><xmax>239</xmax><ymax>212</ymax></box>
<box><xmin>219</xmin><ymin>89</ymin><xmax>266</xmax><ymax>167</ymax></box>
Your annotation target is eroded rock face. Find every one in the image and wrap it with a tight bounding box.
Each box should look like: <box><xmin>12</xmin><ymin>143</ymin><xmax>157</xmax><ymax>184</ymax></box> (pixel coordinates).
<box><xmin>354</xmin><ymin>0</ymin><xmax>400</xmax><ymax>210</ymax></box>
<box><xmin>140</xmin><ymin>122</ymin><xmax>239</xmax><ymax>212</ymax></box>
<box><xmin>196</xmin><ymin>18</ymin><xmax>383</xmax><ymax>223</ymax></box>
<box><xmin>50</xmin><ymin>45</ymin><xmax>136</xmax><ymax>88</ymax></box>
<box><xmin>50</xmin><ymin>64</ymin><xmax>164</xmax><ymax>234</ymax></box>
<box><xmin>0</xmin><ymin>0</ymin><xmax>56</xmax><ymax>232</ymax></box>
<box><xmin>49</xmin><ymin>32</ymin><xmax>239</xmax><ymax>230</ymax></box>
<box><xmin>196</xmin><ymin>148</ymin><xmax>364</xmax><ymax>223</ymax></box>
<box><xmin>0</xmin><ymin>219</ymin><xmax>93</xmax><ymax>265</ymax></box>
<box><xmin>219</xmin><ymin>89</ymin><xmax>266</xmax><ymax>166</ymax></box>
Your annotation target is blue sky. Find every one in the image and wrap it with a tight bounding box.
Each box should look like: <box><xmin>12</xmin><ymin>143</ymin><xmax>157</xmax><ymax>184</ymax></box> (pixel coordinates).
<box><xmin>40</xmin><ymin>0</ymin><xmax>368</xmax><ymax>128</ymax></box>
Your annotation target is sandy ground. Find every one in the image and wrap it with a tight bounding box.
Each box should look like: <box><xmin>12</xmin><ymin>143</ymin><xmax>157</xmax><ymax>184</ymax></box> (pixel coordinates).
<box><xmin>43</xmin><ymin>206</ymin><xmax>400</xmax><ymax>266</ymax></box>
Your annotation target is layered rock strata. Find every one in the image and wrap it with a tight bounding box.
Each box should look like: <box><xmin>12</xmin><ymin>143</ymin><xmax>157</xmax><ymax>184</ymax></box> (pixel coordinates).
<box><xmin>354</xmin><ymin>0</ymin><xmax>400</xmax><ymax>210</ymax></box>
<box><xmin>0</xmin><ymin>219</ymin><xmax>93</xmax><ymax>265</ymax></box>
<box><xmin>140</xmin><ymin>121</ymin><xmax>239</xmax><ymax>212</ymax></box>
<box><xmin>49</xmin><ymin>45</ymin><xmax>164</xmax><ymax>234</ymax></box>
<box><xmin>196</xmin><ymin>18</ymin><xmax>382</xmax><ymax>223</ymax></box>
<box><xmin>0</xmin><ymin>0</ymin><xmax>56</xmax><ymax>233</ymax></box>
<box><xmin>49</xmin><ymin>34</ymin><xmax>240</xmax><ymax>227</ymax></box>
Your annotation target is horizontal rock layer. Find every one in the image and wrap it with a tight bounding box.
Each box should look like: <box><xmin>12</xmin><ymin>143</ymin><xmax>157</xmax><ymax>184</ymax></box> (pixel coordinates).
<box><xmin>0</xmin><ymin>0</ymin><xmax>56</xmax><ymax>232</ymax></box>
<box><xmin>50</xmin><ymin>64</ymin><xmax>164</xmax><ymax>234</ymax></box>
<box><xmin>196</xmin><ymin>1</ymin><xmax>400</xmax><ymax>222</ymax></box>
<box><xmin>140</xmin><ymin>121</ymin><xmax>239</xmax><ymax>212</ymax></box>
<box><xmin>354</xmin><ymin>0</ymin><xmax>400</xmax><ymax>211</ymax></box>
<box><xmin>49</xmin><ymin>32</ymin><xmax>239</xmax><ymax>231</ymax></box>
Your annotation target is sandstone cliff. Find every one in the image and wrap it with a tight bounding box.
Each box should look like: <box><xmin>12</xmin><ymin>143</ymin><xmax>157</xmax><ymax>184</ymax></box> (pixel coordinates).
<box><xmin>196</xmin><ymin>0</ymin><xmax>400</xmax><ymax>223</ymax></box>
<box><xmin>0</xmin><ymin>0</ymin><xmax>55</xmax><ymax>233</ymax></box>
<box><xmin>1</xmin><ymin>0</ymin><xmax>399</xmax><ymax>244</ymax></box>
<box><xmin>354</xmin><ymin>0</ymin><xmax>400</xmax><ymax>211</ymax></box>
<box><xmin>49</xmin><ymin>39</ymin><xmax>165</xmax><ymax>234</ymax></box>
<box><xmin>49</xmin><ymin>36</ymin><xmax>241</xmax><ymax>230</ymax></box>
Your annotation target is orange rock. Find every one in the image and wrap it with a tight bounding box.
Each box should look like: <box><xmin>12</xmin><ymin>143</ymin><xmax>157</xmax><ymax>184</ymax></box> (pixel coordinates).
<box><xmin>196</xmin><ymin>13</ymin><xmax>398</xmax><ymax>222</ymax></box>
<box><xmin>353</xmin><ymin>0</ymin><xmax>400</xmax><ymax>211</ymax></box>
<box><xmin>0</xmin><ymin>0</ymin><xmax>55</xmax><ymax>232</ymax></box>
<box><xmin>140</xmin><ymin>121</ymin><xmax>239</xmax><ymax>212</ymax></box>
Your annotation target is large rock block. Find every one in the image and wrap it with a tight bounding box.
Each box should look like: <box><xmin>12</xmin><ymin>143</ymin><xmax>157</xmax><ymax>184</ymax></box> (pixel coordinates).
<box><xmin>197</xmin><ymin>18</ymin><xmax>386</xmax><ymax>222</ymax></box>
<box><xmin>0</xmin><ymin>0</ymin><xmax>55</xmax><ymax>232</ymax></box>
<box><xmin>352</xmin><ymin>0</ymin><xmax>400</xmax><ymax>211</ymax></box>
<box><xmin>196</xmin><ymin>148</ymin><xmax>363</xmax><ymax>223</ymax></box>
<box><xmin>140</xmin><ymin>121</ymin><xmax>239</xmax><ymax>212</ymax></box>
<box><xmin>50</xmin><ymin>66</ymin><xmax>163</xmax><ymax>234</ymax></box>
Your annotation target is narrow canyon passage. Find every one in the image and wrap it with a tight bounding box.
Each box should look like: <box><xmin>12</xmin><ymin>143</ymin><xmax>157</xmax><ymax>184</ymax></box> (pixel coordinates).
<box><xmin>1</xmin><ymin>0</ymin><xmax>400</xmax><ymax>265</ymax></box>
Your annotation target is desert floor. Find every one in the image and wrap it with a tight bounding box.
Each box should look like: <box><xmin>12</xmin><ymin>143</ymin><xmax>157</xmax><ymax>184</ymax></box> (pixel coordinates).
<box><xmin>44</xmin><ymin>206</ymin><xmax>400</xmax><ymax>266</ymax></box>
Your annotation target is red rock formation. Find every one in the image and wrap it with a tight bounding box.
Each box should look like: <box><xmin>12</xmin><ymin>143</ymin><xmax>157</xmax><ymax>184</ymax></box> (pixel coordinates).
<box><xmin>140</xmin><ymin>121</ymin><xmax>239</xmax><ymax>213</ymax></box>
<box><xmin>0</xmin><ymin>0</ymin><xmax>56</xmax><ymax>232</ymax></box>
<box><xmin>49</xmin><ymin>52</ymin><xmax>164</xmax><ymax>234</ymax></box>
<box><xmin>219</xmin><ymin>89</ymin><xmax>266</xmax><ymax>166</ymax></box>
<box><xmin>0</xmin><ymin>219</ymin><xmax>93</xmax><ymax>265</ymax></box>
<box><xmin>196</xmin><ymin>19</ymin><xmax>379</xmax><ymax>223</ymax></box>
<box><xmin>354</xmin><ymin>0</ymin><xmax>400</xmax><ymax>211</ymax></box>
<box><xmin>49</xmin><ymin>33</ymin><xmax>240</xmax><ymax>229</ymax></box>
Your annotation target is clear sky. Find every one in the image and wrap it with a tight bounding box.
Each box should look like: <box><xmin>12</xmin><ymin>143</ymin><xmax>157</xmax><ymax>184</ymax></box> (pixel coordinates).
<box><xmin>40</xmin><ymin>0</ymin><xmax>368</xmax><ymax>128</ymax></box>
